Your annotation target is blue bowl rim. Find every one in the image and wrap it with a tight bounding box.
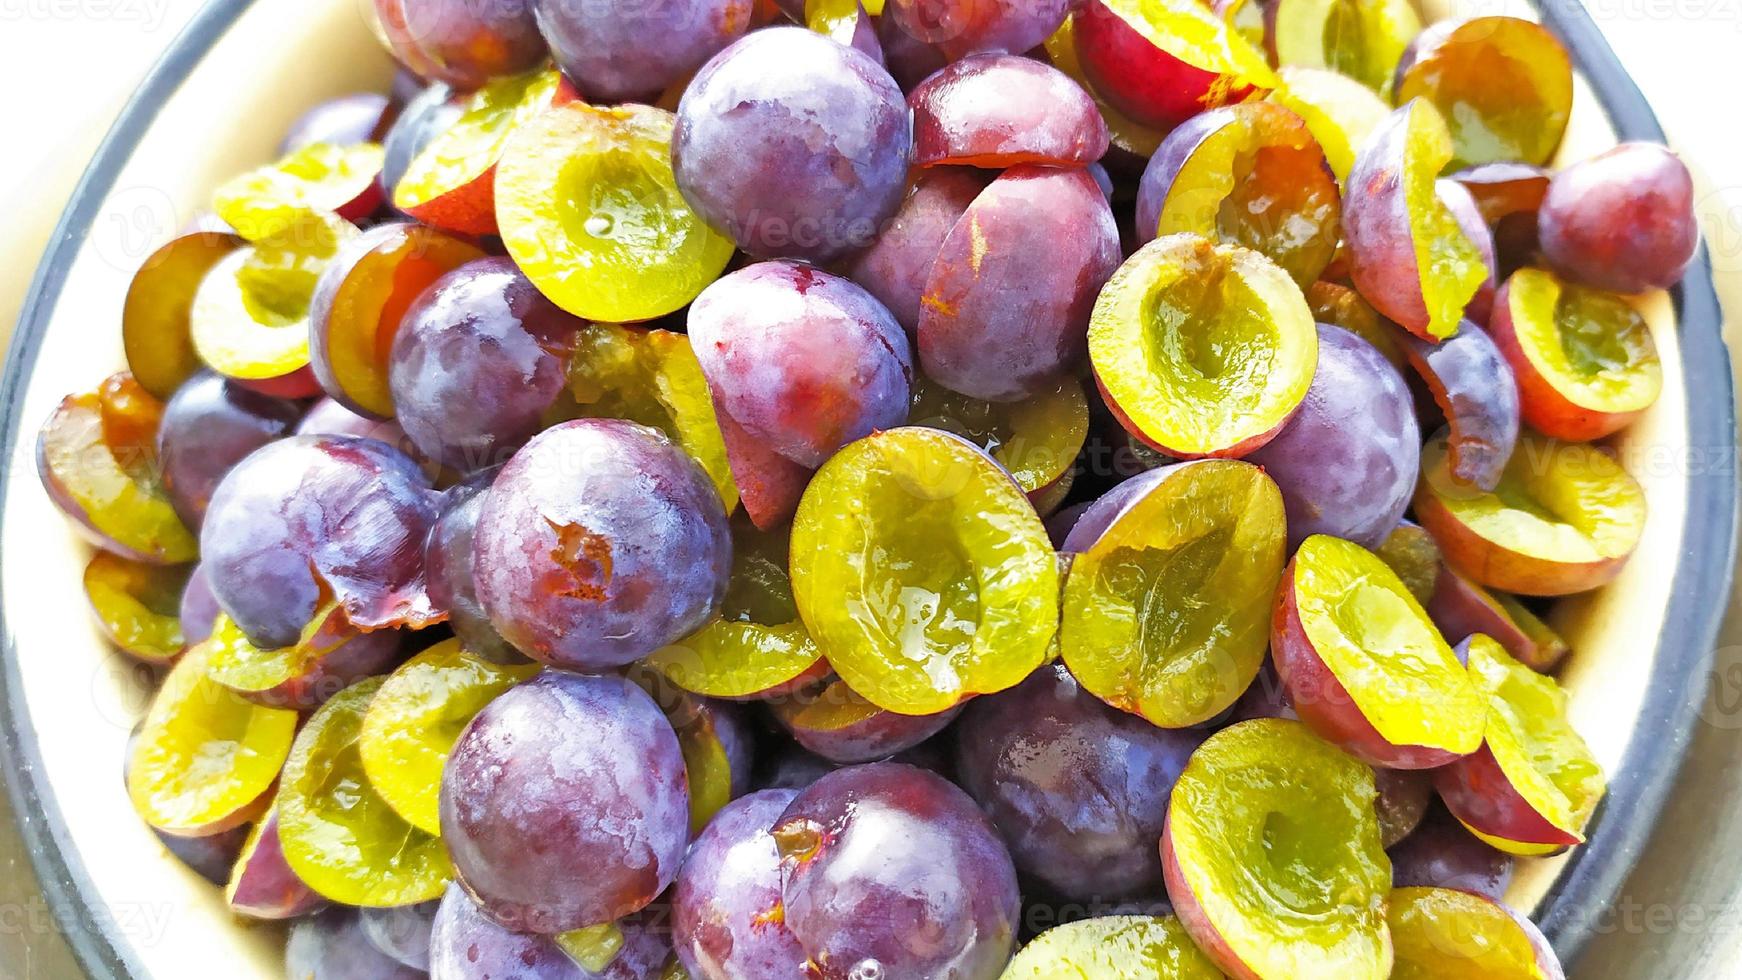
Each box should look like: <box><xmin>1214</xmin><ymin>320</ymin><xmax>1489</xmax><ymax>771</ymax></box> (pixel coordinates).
<box><xmin>0</xmin><ymin>0</ymin><xmax>1734</xmax><ymax>976</ymax></box>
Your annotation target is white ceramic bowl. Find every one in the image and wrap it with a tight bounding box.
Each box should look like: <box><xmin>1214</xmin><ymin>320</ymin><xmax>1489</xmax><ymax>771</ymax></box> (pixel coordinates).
<box><xmin>0</xmin><ymin>0</ymin><xmax>1735</xmax><ymax>976</ymax></box>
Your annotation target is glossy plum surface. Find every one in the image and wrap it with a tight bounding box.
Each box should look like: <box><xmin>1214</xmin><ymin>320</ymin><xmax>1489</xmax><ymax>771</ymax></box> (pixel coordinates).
<box><xmin>155</xmin><ymin>370</ymin><xmax>301</xmax><ymax>529</ymax></box>
<box><xmin>375</xmin><ymin>0</ymin><xmax>546</xmax><ymax>89</ymax></box>
<box><xmin>919</xmin><ymin>164</ymin><xmax>1121</xmax><ymax>402</ymax></box>
<box><xmin>389</xmin><ymin>257</ymin><xmax>583</xmax><ymax>473</ymax></box>
<box><xmin>441</xmin><ymin>672</ymin><xmax>690</xmax><ymax>933</ymax></box>
<box><xmin>1539</xmin><ymin>141</ymin><xmax>1700</xmax><ymax>294</ymax></box>
<box><xmin>688</xmin><ymin>261</ymin><xmax>913</xmax><ymax>468</ymax></box>
<box><xmin>674</xmin><ymin>27</ymin><xmax>911</xmax><ymax>262</ymax></box>
<box><xmin>844</xmin><ymin>167</ymin><xmax>988</xmax><ymax>334</ymax></box>
<box><xmin>1245</xmin><ymin>324</ymin><xmax>1419</xmax><ymax>550</ymax></box>
<box><xmin>909</xmin><ymin>53</ymin><xmax>1108</xmax><ymax>168</ymax></box>
<box><xmin>672</xmin><ymin>789</ymin><xmax>807</xmax><ymax>979</ymax></box>
<box><xmin>773</xmin><ymin>762</ymin><xmax>1020</xmax><ymax>979</ymax></box>
<box><xmin>535</xmin><ymin>0</ymin><xmax>754</xmax><ymax>101</ymax></box>
<box><xmin>199</xmin><ymin>435</ymin><xmax>440</xmax><ymax>649</ymax></box>
<box><xmin>422</xmin><ymin>478</ymin><xmax>520</xmax><ymax>663</ymax></box>
<box><xmin>955</xmin><ymin>664</ymin><xmax>1205</xmax><ymax>903</ymax></box>
<box><xmin>472</xmin><ymin>419</ymin><xmax>731</xmax><ymax>669</ymax></box>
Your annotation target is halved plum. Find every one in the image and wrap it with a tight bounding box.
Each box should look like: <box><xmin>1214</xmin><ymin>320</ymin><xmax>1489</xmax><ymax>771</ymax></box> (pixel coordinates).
<box><xmin>770</xmin><ymin>677</ymin><xmax>961</xmax><ymax>764</ymax></box>
<box><xmin>202</xmin><ymin>611</ymin><xmax>401</xmax><ymax>711</ymax></box>
<box><xmin>189</xmin><ymin>211</ymin><xmax>356</xmax><ymax>388</ymax></box>
<box><xmin>1393</xmin><ymin>16</ymin><xmax>1573</xmax><ymax>169</ymax></box>
<box><xmin>1375</xmin><ymin>521</ymin><xmax>1443</xmax><ymax>605</ymax></box>
<box><xmin>1089</xmin><ymin>233</ymin><xmax>1317</xmax><ymax>458</ymax></box>
<box><xmin>1453</xmin><ymin>162</ymin><xmax>1552</xmax><ymax>228</ymax></box>
<box><xmin>1490</xmin><ymin>268</ymin><xmax>1662</xmax><ymax>441</ymax></box>
<box><xmin>712</xmin><ymin>401</ymin><xmax>815</xmax><ymax>531</ymax></box>
<box><xmin>789</xmin><ymin>427</ymin><xmax>1059</xmax><ymax>715</ymax></box>
<box><xmin>1427</xmin><ymin>566</ymin><xmax>1570</xmax><ymax>673</ymax></box>
<box><xmin>1273</xmin><ymin>534</ymin><xmax>1484</xmax><ymax>768</ymax></box>
<box><xmin>1414</xmin><ymin>430</ymin><xmax>1646</xmax><ymax>595</ymax></box>
<box><xmin>1163</xmin><ymin>718</ymin><xmax>1392</xmax><ymax>980</ymax></box>
<box><xmin>804</xmin><ymin>0</ymin><xmax>882</xmax><ymax>59</ymax></box>
<box><xmin>908</xmin><ymin>375</ymin><xmax>1089</xmax><ymax>497</ymax></box>
<box><xmin>1437</xmin><ymin>177</ymin><xmax>1500</xmax><ymax>324</ymax></box>
<box><xmin>564</xmin><ymin>321</ymin><xmax>739</xmax><ymax>512</ymax></box>
<box><xmin>1041</xmin><ymin>16</ymin><xmax>1165</xmax><ymax>157</ymax></box>
<box><xmin>1435</xmin><ymin>636</ymin><xmax>1606</xmax><ymax>854</ymax></box>
<box><xmin>1344</xmin><ymin>100</ymin><xmax>1489</xmax><ymax>341</ymax></box>
<box><xmin>393</xmin><ymin>67</ymin><xmax>560</xmax><ymax>235</ymax></box>
<box><xmin>122</xmin><ymin>231</ymin><xmax>244</xmax><ymax>399</ymax></box>
<box><xmin>1389</xmin><ymin>886</ymin><xmax>1564</xmax><ymax>979</ymax></box>
<box><xmin>1397</xmin><ymin>321</ymin><xmax>1520</xmax><ymax>492</ymax></box>
<box><xmin>1003</xmin><ymin>915</ymin><xmax>1224</xmax><ymax>979</ymax></box>
<box><xmin>227</xmin><ymin>805</ymin><xmax>329</xmax><ymax>920</ymax></box>
<box><xmin>1266</xmin><ymin>66</ymin><xmax>1390</xmax><ymax>185</ymax></box>
<box><xmin>1060</xmin><ymin>461</ymin><xmax>1286</xmax><ymax>728</ymax></box>
<box><xmin>1136</xmin><ymin>102</ymin><xmax>1342</xmax><ymax>288</ymax></box>
<box><xmin>38</xmin><ymin>372</ymin><xmax>198</xmax><ymax>564</ymax></box>
<box><xmin>645</xmin><ymin>515</ymin><xmax>825</xmax><ymax>700</ymax></box>
<box><xmin>211</xmin><ymin>140</ymin><xmax>383</xmax><ymax>241</ymax></box>
<box><xmin>83</xmin><ymin>552</ymin><xmax>190</xmax><ymax>663</ymax></box>
<box><xmin>845</xmin><ymin>168</ymin><xmax>990</xmax><ymax>335</ymax></box>
<box><xmin>498</xmin><ymin>101</ymin><xmax>734</xmax><ymax>322</ymax></box>
<box><xmin>359</xmin><ymin>639</ymin><xmax>539</xmax><ymax>835</ymax></box>
<box><xmin>125</xmin><ymin>642</ymin><xmax>296</xmax><ymax>837</ymax></box>
<box><xmin>1265</xmin><ymin>0</ymin><xmax>1419</xmax><ymax>92</ymax></box>
<box><xmin>307</xmin><ymin>221</ymin><xmax>486</xmax><ymax>419</ymax></box>
<box><xmin>919</xmin><ymin>164</ymin><xmax>1120</xmax><ymax>402</ymax></box>
<box><xmin>278</xmin><ymin>676</ymin><xmax>453</xmax><ymax>905</ymax></box>
<box><xmin>909</xmin><ymin>53</ymin><xmax>1108</xmax><ymax>168</ymax></box>
<box><xmin>1245</xmin><ymin>324</ymin><xmax>1419</xmax><ymax>549</ymax></box>
<box><xmin>1071</xmin><ymin>0</ymin><xmax>1278</xmax><ymax>131</ymax></box>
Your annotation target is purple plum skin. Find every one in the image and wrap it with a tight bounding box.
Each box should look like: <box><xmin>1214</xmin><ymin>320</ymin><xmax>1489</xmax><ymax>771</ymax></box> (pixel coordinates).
<box><xmin>155</xmin><ymin>371</ymin><xmax>302</xmax><ymax>530</ymax></box>
<box><xmin>689</xmin><ymin>261</ymin><xmax>913</xmax><ymax>469</ymax></box>
<box><xmin>199</xmin><ymin>435</ymin><xmax>439</xmax><ymax>649</ymax></box>
<box><xmin>777</xmin><ymin>696</ymin><xmax>962</xmax><ymax>765</ymax></box>
<box><xmin>178</xmin><ymin>563</ymin><xmax>221</xmax><ymax>647</ymax></box>
<box><xmin>285</xmin><ymin>907</ymin><xmax>425</xmax><ymax>980</ymax></box>
<box><xmin>279</xmin><ymin>93</ymin><xmax>394</xmax><ymax>154</ymax></box>
<box><xmin>774</xmin><ymin>762</ymin><xmax>1020</xmax><ymax>980</ymax></box>
<box><xmin>228</xmin><ymin>809</ymin><xmax>328</xmax><ymax>920</ymax></box>
<box><xmin>472</xmin><ymin>419</ymin><xmax>731</xmax><ymax>670</ymax></box>
<box><xmin>674</xmin><ymin>28</ymin><xmax>912</xmax><ymax>263</ymax></box>
<box><xmin>1539</xmin><ymin>141</ymin><xmax>1700</xmax><ymax>294</ymax></box>
<box><xmin>1398</xmin><ymin>320</ymin><xmax>1521</xmax><ymax>493</ymax></box>
<box><xmin>424</xmin><ymin>478</ymin><xmax>524</xmax><ymax>664</ymax></box>
<box><xmin>388</xmin><ymin>257</ymin><xmax>583</xmax><ymax>474</ymax></box>
<box><xmin>429</xmin><ymin>883</ymin><xmax>674</xmax><ymax>979</ymax></box>
<box><xmin>381</xmin><ymin>82</ymin><xmax>462</xmax><ymax>202</ymax></box>
<box><xmin>917</xmin><ymin>165</ymin><xmax>1121</xmax><ymax>402</ymax></box>
<box><xmin>440</xmin><ymin>672</ymin><xmax>691</xmax><ymax>934</ymax></box>
<box><xmin>378</xmin><ymin>0</ymin><xmax>547</xmax><ymax>90</ymax></box>
<box><xmin>672</xmin><ymin>790</ymin><xmax>808</xmax><ymax>979</ymax></box>
<box><xmin>846</xmin><ymin>168</ymin><xmax>990</xmax><ymax>334</ymax></box>
<box><xmin>534</xmin><ymin>0</ymin><xmax>753</xmax><ymax>102</ymax></box>
<box><xmin>1244</xmin><ymin>324</ymin><xmax>1421</xmax><ymax>550</ymax></box>
<box><xmin>360</xmin><ymin>900</ymin><xmax>439</xmax><ymax>972</ymax></box>
<box><xmin>954</xmin><ymin>664</ymin><xmax>1206</xmax><ymax>903</ymax></box>
<box><xmin>1389</xmin><ymin>806</ymin><xmax>1517</xmax><ymax>901</ymax></box>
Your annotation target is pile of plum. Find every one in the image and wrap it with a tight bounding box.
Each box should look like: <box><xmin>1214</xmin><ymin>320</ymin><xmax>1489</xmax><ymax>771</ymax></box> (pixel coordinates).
<box><xmin>39</xmin><ymin>0</ymin><xmax>1700</xmax><ymax>976</ymax></box>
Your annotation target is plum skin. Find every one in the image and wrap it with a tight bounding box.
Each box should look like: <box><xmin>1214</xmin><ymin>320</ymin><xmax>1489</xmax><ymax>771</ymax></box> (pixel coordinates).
<box><xmin>773</xmin><ymin>762</ymin><xmax>1021</xmax><ymax>980</ymax></box>
<box><xmin>673</xmin><ymin>27</ymin><xmax>912</xmax><ymax>263</ymax></box>
<box><xmin>472</xmin><ymin>418</ymin><xmax>732</xmax><ymax>670</ymax></box>
<box><xmin>439</xmin><ymin>671</ymin><xmax>691</xmax><ymax>934</ymax></box>
<box><xmin>1539</xmin><ymin>142</ymin><xmax>1699</xmax><ymax>293</ymax></box>
<box><xmin>155</xmin><ymin>371</ymin><xmax>302</xmax><ymax>531</ymax></box>
<box><xmin>954</xmin><ymin>664</ymin><xmax>1206</xmax><ymax>904</ymax></box>
<box><xmin>671</xmin><ymin>789</ymin><xmax>808</xmax><ymax>979</ymax></box>
<box><xmin>1245</xmin><ymin>325</ymin><xmax>1419</xmax><ymax>551</ymax></box>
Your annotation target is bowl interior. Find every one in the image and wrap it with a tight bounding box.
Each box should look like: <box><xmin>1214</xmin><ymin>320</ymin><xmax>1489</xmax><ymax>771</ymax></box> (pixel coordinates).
<box><xmin>0</xmin><ymin>0</ymin><xmax>1731</xmax><ymax>977</ymax></box>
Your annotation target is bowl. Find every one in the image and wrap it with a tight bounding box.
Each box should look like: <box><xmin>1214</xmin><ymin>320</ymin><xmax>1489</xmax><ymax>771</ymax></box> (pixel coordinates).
<box><xmin>0</xmin><ymin>0</ymin><xmax>1735</xmax><ymax>977</ymax></box>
